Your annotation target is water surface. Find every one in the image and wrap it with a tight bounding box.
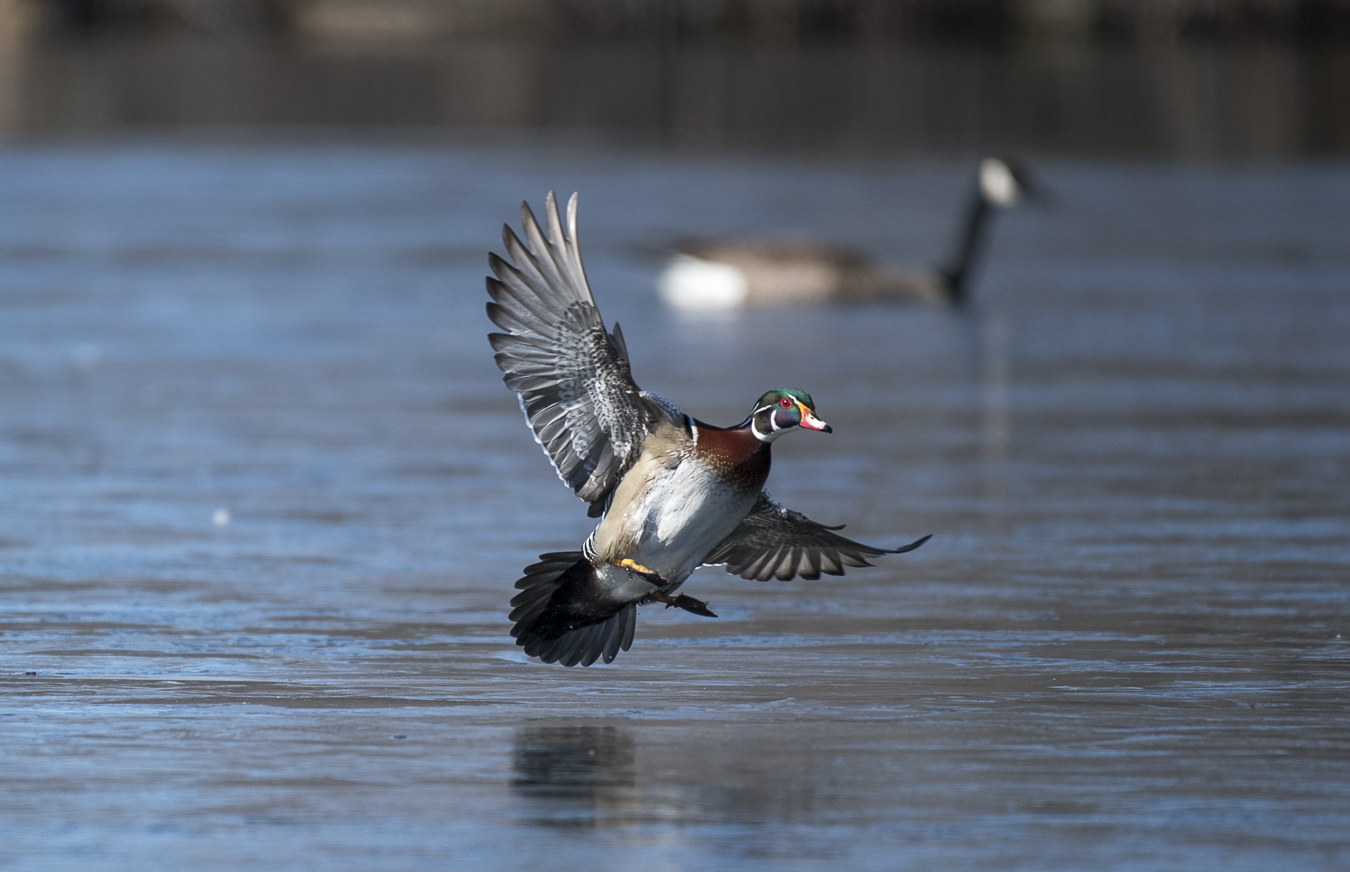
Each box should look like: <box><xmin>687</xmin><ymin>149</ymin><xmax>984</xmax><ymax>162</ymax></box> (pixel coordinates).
<box><xmin>1</xmin><ymin>140</ymin><xmax>1348</xmax><ymax>869</ymax></box>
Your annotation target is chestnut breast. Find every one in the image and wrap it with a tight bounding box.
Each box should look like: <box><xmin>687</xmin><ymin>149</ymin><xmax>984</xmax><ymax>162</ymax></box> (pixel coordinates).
<box><xmin>691</xmin><ymin>421</ymin><xmax>771</xmax><ymax>493</ymax></box>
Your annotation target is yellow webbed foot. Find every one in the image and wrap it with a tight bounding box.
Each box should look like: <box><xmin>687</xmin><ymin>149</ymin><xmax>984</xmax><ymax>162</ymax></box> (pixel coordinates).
<box><xmin>615</xmin><ymin>558</ymin><xmax>664</xmax><ymax>585</ymax></box>
<box><xmin>618</xmin><ymin>558</ymin><xmax>656</xmax><ymax>576</ymax></box>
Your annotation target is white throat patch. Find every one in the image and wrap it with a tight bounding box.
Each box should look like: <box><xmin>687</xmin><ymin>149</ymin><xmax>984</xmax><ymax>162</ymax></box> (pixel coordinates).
<box><xmin>750</xmin><ymin>405</ymin><xmax>791</xmax><ymax>443</ymax></box>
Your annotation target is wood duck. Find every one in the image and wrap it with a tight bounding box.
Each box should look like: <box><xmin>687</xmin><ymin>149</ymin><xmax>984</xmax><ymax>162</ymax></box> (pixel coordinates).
<box><xmin>486</xmin><ymin>192</ymin><xmax>931</xmax><ymax>667</ymax></box>
<box><xmin>658</xmin><ymin>157</ymin><xmax>1040</xmax><ymax>310</ymax></box>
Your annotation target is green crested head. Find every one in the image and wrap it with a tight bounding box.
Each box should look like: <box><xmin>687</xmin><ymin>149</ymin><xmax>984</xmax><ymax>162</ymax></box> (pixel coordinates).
<box><xmin>746</xmin><ymin>388</ymin><xmax>832</xmax><ymax>442</ymax></box>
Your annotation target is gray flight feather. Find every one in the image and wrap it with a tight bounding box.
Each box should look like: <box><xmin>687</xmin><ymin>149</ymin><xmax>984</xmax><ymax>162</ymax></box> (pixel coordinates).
<box><xmin>703</xmin><ymin>492</ymin><xmax>931</xmax><ymax>582</ymax></box>
<box><xmin>487</xmin><ymin>191</ymin><xmax>679</xmax><ymax>514</ymax></box>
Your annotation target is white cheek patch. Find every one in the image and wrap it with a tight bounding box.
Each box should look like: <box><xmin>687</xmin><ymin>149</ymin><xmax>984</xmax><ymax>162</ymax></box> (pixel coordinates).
<box><xmin>980</xmin><ymin>158</ymin><xmax>1020</xmax><ymax>207</ymax></box>
<box><xmin>658</xmin><ymin>255</ymin><xmax>748</xmax><ymax>310</ymax></box>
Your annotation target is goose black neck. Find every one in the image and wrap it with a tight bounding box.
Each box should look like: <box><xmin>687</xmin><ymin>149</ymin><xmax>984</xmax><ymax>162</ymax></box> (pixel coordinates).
<box><xmin>941</xmin><ymin>187</ymin><xmax>995</xmax><ymax>306</ymax></box>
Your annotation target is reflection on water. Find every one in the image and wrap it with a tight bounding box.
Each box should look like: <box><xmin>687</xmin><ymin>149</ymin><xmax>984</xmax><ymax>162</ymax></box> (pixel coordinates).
<box><xmin>508</xmin><ymin>722</ymin><xmax>849</xmax><ymax>838</ymax></box>
<box><xmin>511</xmin><ymin>726</ymin><xmax>636</xmax><ymax>828</ymax></box>
<box><xmin>980</xmin><ymin>314</ymin><xmax>1011</xmax><ymax>515</ymax></box>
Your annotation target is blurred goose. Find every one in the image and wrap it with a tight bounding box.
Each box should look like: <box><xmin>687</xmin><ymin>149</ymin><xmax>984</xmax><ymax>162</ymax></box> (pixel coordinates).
<box><xmin>486</xmin><ymin>192</ymin><xmax>931</xmax><ymax>666</ymax></box>
<box><xmin>658</xmin><ymin>157</ymin><xmax>1037</xmax><ymax>310</ymax></box>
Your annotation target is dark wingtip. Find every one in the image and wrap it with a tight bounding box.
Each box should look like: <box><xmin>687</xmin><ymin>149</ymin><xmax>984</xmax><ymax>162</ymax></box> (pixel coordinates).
<box><xmin>888</xmin><ymin>534</ymin><xmax>932</xmax><ymax>555</ymax></box>
<box><xmin>485</xmin><ymin>275</ymin><xmax>509</xmax><ymax>306</ymax></box>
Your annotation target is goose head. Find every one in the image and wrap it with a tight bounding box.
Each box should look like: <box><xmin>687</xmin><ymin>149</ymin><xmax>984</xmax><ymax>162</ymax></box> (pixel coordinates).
<box><xmin>979</xmin><ymin>157</ymin><xmax>1043</xmax><ymax>208</ymax></box>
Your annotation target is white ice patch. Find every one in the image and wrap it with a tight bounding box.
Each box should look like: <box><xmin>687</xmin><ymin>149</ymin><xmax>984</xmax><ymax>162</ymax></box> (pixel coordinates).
<box><xmin>658</xmin><ymin>254</ymin><xmax>748</xmax><ymax>310</ymax></box>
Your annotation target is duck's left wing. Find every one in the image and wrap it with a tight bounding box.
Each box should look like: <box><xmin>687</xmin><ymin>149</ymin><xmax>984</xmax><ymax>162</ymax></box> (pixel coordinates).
<box><xmin>487</xmin><ymin>192</ymin><xmax>677</xmax><ymax>515</ymax></box>
<box><xmin>704</xmin><ymin>492</ymin><xmax>931</xmax><ymax>581</ymax></box>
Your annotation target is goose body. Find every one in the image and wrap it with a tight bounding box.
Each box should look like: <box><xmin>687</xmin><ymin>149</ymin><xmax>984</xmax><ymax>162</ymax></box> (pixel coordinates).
<box><xmin>659</xmin><ymin>157</ymin><xmax>1034</xmax><ymax>311</ymax></box>
<box><xmin>486</xmin><ymin>192</ymin><xmax>930</xmax><ymax>666</ymax></box>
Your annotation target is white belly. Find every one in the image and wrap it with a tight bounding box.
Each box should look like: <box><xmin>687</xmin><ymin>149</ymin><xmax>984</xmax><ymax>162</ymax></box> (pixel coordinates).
<box><xmin>592</xmin><ymin>455</ymin><xmax>757</xmax><ymax>591</ymax></box>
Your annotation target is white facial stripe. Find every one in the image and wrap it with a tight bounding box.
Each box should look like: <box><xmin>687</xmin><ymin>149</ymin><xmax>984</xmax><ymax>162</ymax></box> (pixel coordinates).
<box><xmin>751</xmin><ymin>404</ymin><xmax>788</xmax><ymax>442</ymax></box>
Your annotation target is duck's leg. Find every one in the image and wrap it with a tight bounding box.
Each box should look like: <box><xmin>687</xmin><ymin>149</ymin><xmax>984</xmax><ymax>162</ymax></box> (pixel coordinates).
<box><xmin>612</xmin><ymin>559</ymin><xmax>718</xmax><ymax>617</ymax></box>
<box><xmin>649</xmin><ymin>591</ymin><xmax>718</xmax><ymax>618</ymax></box>
<box><xmin>616</xmin><ymin>557</ymin><xmax>664</xmax><ymax>584</ymax></box>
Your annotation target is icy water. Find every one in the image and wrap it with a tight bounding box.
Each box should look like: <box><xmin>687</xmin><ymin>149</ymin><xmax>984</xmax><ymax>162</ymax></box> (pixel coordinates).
<box><xmin>1</xmin><ymin>139</ymin><xmax>1348</xmax><ymax>870</ymax></box>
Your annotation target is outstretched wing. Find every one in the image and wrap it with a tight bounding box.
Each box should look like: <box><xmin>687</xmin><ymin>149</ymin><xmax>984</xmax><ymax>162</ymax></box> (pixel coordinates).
<box><xmin>703</xmin><ymin>492</ymin><xmax>931</xmax><ymax>581</ymax></box>
<box><xmin>487</xmin><ymin>191</ymin><xmax>678</xmax><ymax>515</ymax></box>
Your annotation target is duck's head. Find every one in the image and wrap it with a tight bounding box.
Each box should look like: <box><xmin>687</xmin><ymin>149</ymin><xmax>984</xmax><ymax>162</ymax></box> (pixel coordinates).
<box><xmin>979</xmin><ymin>157</ymin><xmax>1041</xmax><ymax>208</ymax></box>
<box><xmin>747</xmin><ymin>388</ymin><xmax>831</xmax><ymax>442</ymax></box>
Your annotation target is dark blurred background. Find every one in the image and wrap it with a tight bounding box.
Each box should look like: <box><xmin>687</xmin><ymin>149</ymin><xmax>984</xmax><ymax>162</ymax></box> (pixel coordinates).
<box><xmin>2</xmin><ymin>0</ymin><xmax>1348</xmax><ymax>154</ymax></box>
<box><xmin>4</xmin><ymin>6</ymin><xmax>1350</xmax><ymax>869</ymax></box>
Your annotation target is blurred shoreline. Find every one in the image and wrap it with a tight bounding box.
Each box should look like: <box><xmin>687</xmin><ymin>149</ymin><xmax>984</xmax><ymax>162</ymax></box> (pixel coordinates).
<box><xmin>1</xmin><ymin>35</ymin><xmax>1346</xmax><ymax>156</ymax></box>
<box><xmin>10</xmin><ymin>0</ymin><xmax>1350</xmax><ymax>46</ymax></box>
<box><xmin>0</xmin><ymin>1</ymin><xmax>1346</xmax><ymax>155</ymax></box>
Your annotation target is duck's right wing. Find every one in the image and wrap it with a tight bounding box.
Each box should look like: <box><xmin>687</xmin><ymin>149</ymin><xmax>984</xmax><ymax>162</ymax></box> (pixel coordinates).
<box><xmin>704</xmin><ymin>492</ymin><xmax>931</xmax><ymax>581</ymax></box>
<box><xmin>487</xmin><ymin>191</ymin><xmax>676</xmax><ymax>515</ymax></box>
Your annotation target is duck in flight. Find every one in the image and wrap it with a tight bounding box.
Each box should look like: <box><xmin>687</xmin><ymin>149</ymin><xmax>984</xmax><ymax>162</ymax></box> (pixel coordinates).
<box><xmin>486</xmin><ymin>192</ymin><xmax>930</xmax><ymax>666</ymax></box>
<box><xmin>658</xmin><ymin>157</ymin><xmax>1038</xmax><ymax>310</ymax></box>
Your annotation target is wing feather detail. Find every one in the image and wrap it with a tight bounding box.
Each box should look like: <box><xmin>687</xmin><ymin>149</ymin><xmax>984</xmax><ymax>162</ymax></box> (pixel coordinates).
<box><xmin>487</xmin><ymin>191</ymin><xmax>678</xmax><ymax>513</ymax></box>
<box><xmin>704</xmin><ymin>492</ymin><xmax>931</xmax><ymax>582</ymax></box>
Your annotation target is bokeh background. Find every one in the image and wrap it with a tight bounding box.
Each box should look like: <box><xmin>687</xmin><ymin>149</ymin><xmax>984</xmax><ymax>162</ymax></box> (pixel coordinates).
<box><xmin>3</xmin><ymin>0</ymin><xmax>1350</xmax><ymax>152</ymax></box>
<box><xmin>2</xmin><ymin>4</ymin><xmax>1348</xmax><ymax>871</ymax></box>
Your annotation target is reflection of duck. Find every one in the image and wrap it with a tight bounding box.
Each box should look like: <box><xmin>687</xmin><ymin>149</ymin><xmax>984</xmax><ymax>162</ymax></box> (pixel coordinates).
<box><xmin>486</xmin><ymin>192</ymin><xmax>930</xmax><ymax>667</ymax></box>
<box><xmin>511</xmin><ymin>725</ymin><xmax>635</xmax><ymax>825</ymax></box>
<box><xmin>658</xmin><ymin>158</ymin><xmax>1038</xmax><ymax>310</ymax></box>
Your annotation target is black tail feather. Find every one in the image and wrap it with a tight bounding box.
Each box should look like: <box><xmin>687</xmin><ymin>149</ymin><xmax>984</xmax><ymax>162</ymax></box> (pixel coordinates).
<box><xmin>508</xmin><ymin>552</ymin><xmax>636</xmax><ymax>667</ymax></box>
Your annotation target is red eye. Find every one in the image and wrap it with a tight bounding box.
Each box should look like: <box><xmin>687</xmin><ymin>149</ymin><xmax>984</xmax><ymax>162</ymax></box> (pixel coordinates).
<box><xmin>780</xmin><ymin>398</ymin><xmax>793</xmax><ymax>408</ymax></box>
